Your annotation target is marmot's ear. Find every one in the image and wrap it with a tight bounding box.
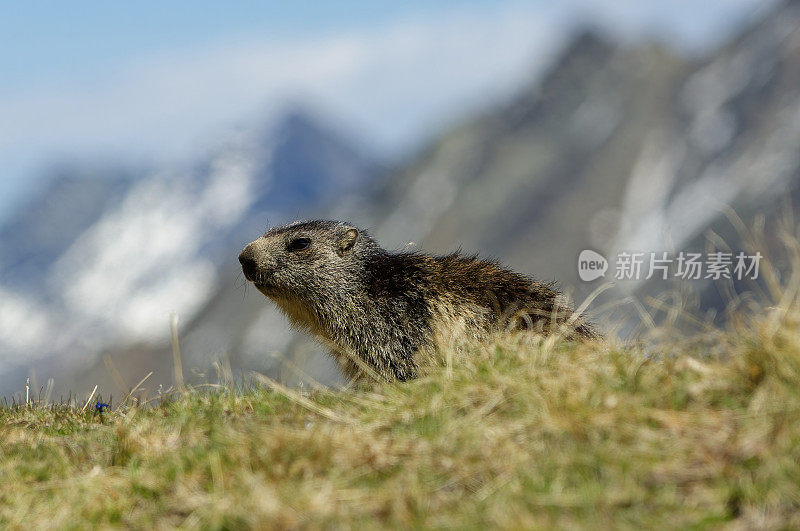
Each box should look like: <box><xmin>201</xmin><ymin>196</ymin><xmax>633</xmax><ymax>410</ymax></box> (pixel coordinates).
<box><xmin>337</xmin><ymin>228</ymin><xmax>358</xmax><ymax>256</ymax></box>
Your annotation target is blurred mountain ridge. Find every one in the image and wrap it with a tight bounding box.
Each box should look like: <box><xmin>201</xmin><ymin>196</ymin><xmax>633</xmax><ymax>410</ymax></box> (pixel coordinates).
<box><xmin>2</xmin><ymin>0</ymin><xmax>800</xmax><ymax>397</ymax></box>
<box><xmin>376</xmin><ymin>0</ymin><xmax>800</xmax><ymax>312</ymax></box>
<box><xmin>0</xmin><ymin>108</ymin><xmax>380</xmax><ymax>396</ymax></box>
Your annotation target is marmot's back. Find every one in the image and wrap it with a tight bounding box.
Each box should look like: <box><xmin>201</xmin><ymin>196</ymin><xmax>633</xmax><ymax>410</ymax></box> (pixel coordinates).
<box><xmin>421</xmin><ymin>253</ymin><xmax>598</xmax><ymax>341</ymax></box>
<box><xmin>239</xmin><ymin>220</ymin><xmax>599</xmax><ymax>381</ymax></box>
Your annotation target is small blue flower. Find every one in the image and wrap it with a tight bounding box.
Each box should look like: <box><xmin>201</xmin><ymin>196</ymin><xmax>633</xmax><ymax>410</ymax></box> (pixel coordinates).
<box><xmin>95</xmin><ymin>402</ymin><xmax>110</xmax><ymax>413</ymax></box>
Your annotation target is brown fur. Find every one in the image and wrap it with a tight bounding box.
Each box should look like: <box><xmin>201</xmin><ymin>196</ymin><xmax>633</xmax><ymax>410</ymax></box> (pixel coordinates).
<box><xmin>240</xmin><ymin>220</ymin><xmax>599</xmax><ymax>381</ymax></box>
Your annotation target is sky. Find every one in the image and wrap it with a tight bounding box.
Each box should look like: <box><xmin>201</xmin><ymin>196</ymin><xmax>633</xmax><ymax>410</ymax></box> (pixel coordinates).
<box><xmin>0</xmin><ymin>0</ymin><xmax>774</xmax><ymax>220</ymax></box>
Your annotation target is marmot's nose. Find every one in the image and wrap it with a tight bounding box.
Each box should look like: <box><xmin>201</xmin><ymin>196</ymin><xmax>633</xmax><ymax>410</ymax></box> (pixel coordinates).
<box><xmin>239</xmin><ymin>246</ymin><xmax>258</xmax><ymax>281</ymax></box>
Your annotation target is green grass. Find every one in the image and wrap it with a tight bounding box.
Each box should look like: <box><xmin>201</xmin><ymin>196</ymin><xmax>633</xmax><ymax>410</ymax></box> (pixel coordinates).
<box><xmin>2</xmin><ymin>312</ymin><xmax>800</xmax><ymax>529</ymax></box>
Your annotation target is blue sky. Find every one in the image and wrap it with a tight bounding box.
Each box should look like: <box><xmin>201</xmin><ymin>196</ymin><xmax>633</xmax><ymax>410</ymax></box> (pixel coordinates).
<box><xmin>0</xmin><ymin>0</ymin><xmax>772</xmax><ymax>219</ymax></box>
<box><xmin>1</xmin><ymin>1</ymin><xmax>505</xmax><ymax>91</ymax></box>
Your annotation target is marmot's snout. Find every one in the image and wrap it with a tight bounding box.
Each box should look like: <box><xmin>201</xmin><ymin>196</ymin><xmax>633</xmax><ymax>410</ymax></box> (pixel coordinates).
<box><xmin>238</xmin><ymin>244</ymin><xmax>259</xmax><ymax>281</ymax></box>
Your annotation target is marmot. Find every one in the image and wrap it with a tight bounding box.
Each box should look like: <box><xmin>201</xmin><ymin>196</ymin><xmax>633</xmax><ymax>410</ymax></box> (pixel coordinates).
<box><xmin>239</xmin><ymin>220</ymin><xmax>599</xmax><ymax>381</ymax></box>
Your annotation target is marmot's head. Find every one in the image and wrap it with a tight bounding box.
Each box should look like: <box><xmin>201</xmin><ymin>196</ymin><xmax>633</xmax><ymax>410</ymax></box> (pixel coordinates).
<box><xmin>239</xmin><ymin>220</ymin><xmax>375</xmax><ymax>300</ymax></box>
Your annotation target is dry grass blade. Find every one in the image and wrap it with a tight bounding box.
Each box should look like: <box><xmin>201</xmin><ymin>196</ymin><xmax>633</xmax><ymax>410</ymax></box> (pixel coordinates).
<box><xmin>103</xmin><ymin>354</ymin><xmax>128</xmax><ymax>396</ymax></box>
<box><xmin>120</xmin><ymin>371</ymin><xmax>154</xmax><ymax>407</ymax></box>
<box><xmin>5</xmin><ymin>220</ymin><xmax>800</xmax><ymax>528</ymax></box>
<box><xmin>251</xmin><ymin>372</ymin><xmax>354</xmax><ymax>424</ymax></box>
<box><xmin>80</xmin><ymin>385</ymin><xmax>98</xmax><ymax>413</ymax></box>
<box><xmin>170</xmin><ymin>313</ymin><xmax>185</xmax><ymax>392</ymax></box>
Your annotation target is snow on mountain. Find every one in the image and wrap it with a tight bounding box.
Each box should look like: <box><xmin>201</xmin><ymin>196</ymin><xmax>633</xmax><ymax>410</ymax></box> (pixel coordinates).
<box><xmin>611</xmin><ymin>0</ymin><xmax>800</xmax><ymax>261</ymax></box>
<box><xmin>54</xmin><ymin>131</ymin><xmax>258</xmax><ymax>341</ymax></box>
<box><xmin>5</xmin><ymin>3</ymin><xmax>798</xmax><ymax>396</ymax></box>
<box><xmin>0</xmin><ymin>168</ymin><xmax>135</xmax><ymax>292</ymax></box>
<box><xmin>0</xmin><ymin>285</ymin><xmax>49</xmax><ymax>353</ymax></box>
<box><xmin>368</xmin><ymin>0</ymin><xmax>800</xmax><ymax>324</ymax></box>
<box><xmin>0</xmin><ymin>109</ymin><xmax>379</xmax><ymax>393</ymax></box>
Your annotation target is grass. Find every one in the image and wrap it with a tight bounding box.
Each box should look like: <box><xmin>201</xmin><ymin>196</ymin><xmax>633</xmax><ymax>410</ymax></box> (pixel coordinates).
<box><xmin>2</xmin><ymin>310</ymin><xmax>800</xmax><ymax>529</ymax></box>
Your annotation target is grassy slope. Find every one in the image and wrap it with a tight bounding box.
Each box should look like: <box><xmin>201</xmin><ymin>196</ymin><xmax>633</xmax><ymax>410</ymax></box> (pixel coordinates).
<box><xmin>2</xmin><ymin>315</ymin><xmax>800</xmax><ymax>529</ymax></box>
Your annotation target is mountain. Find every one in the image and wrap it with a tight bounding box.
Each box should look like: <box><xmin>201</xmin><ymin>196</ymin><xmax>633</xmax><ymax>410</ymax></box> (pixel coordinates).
<box><xmin>373</xmin><ymin>0</ymin><xmax>800</xmax><ymax>332</ymax></box>
<box><xmin>0</xmin><ymin>166</ymin><xmax>135</xmax><ymax>292</ymax></box>
<box><xmin>0</xmin><ymin>109</ymin><xmax>380</xmax><ymax>398</ymax></box>
<box><xmin>373</xmin><ymin>31</ymin><xmax>688</xmax><ymax>297</ymax></box>
<box><xmin>4</xmin><ymin>1</ymin><xmax>800</xmax><ymax>399</ymax></box>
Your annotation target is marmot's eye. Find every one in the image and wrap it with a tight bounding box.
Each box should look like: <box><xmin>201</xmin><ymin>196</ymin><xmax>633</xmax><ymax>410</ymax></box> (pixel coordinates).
<box><xmin>287</xmin><ymin>237</ymin><xmax>311</xmax><ymax>252</ymax></box>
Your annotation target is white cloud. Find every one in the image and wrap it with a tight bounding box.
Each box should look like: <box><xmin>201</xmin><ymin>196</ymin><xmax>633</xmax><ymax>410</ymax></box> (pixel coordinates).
<box><xmin>0</xmin><ymin>0</ymin><xmax>776</xmax><ymax>213</ymax></box>
<box><xmin>0</xmin><ymin>3</ymin><xmax>566</xmax><ymax>167</ymax></box>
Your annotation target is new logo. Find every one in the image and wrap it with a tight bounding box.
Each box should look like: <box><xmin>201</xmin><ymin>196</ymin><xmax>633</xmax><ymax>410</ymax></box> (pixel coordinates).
<box><xmin>578</xmin><ymin>250</ymin><xmax>608</xmax><ymax>281</ymax></box>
